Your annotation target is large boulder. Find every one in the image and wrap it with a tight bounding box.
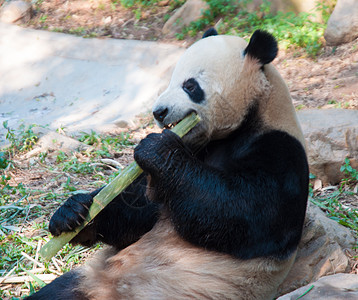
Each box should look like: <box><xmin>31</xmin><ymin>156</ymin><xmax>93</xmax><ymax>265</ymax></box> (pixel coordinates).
<box><xmin>278</xmin><ymin>273</ymin><xmax>358</xmax><ymax>299</ymax></box>
<box><xmin>278</xmin><ymin>202</ymin><xmax>356</xmax><ymax>295</ymax></box>
<box><xmin>324</xmin><ymin>0</ymin><xmax>358</xmax><ymax>46</ymax></box>
<box><xmin>297</xmin><ymin>109</ymin><xmax>358</xmax><ymax>184</ymax></box>
<box><xmin>0</xmin><ymin>0</ymin><xmax>32</xmax><ymax>24</ymax></box>
<box><xmin>162</xmin><ymin>0</ymin><xmax>209</xmax><ymax>36</ymax></box>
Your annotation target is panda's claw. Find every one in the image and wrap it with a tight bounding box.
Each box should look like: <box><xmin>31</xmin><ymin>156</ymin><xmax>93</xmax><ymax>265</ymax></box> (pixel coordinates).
<box><xmin>49</xmin><ymin>193</ymin><xmax>94</xmax><ymax>236</ymax></box>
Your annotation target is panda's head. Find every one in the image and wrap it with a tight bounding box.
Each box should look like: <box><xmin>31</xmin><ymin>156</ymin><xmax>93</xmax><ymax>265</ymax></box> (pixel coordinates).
<box><xmin>152</xmin><ymin>29</ymin><xmax>279</xmax><ymax>147</ymax></box>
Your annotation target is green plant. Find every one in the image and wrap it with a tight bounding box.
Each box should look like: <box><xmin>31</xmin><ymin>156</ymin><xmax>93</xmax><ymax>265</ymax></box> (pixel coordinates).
<box><xmin>0</xmin><ymin>152</ymin><xmax>9</xmax><ymax>169</ymax></box>
<box><xmin>62</xmin><ymin>177</ymin><xmax>77</xmax><ymax>192</ymax></box>
<box><xmin>39</xmin><ymin>14</ymin><xmax>47</xmax><ymax>23</ymax></box>
<box><xmin>97</xmin><ymin>1</ymin><xmax>106</xmax><ymax>10</ymax></box>
<box><xmin>3</xmin><ymin>121</ymin><xmax>16</xmax><ymax>150</ymax></box>
<box><xmin>3</xmin><ymin>122</ymin><xmax>38</xmax><ymax>154</ymax></box>
<box><xmin>310</xmin><ymin>157</ymin><xmax>358</xmax><ymax>233</ymax></box>
<box><xmin>311</xmin><ymin>190</ymin><xmax>358</xmax><ymax>231</ymax></box>
<box><xmin>17</xmin><ymin>124</ymin><xmax>38</xmax><ymax>152</ymax></box>
<box><xmin>79</xmin><ymin>130</ymin><xmax>101</xmax><ymax>145</ymax></box>
<box><xmin>60</xmin><ymin>157</ymin><xmax>96</xmax><ymax>174</ymax></box>
<box><xmin>315</xmin><ymin>0</ymin><xmax>337</xmax><ymax>24</ymax></box>
<box><xmin>69</xmin><ymin>27</ymin><xmax>86</xmax><ymax>36</ymax></box>
<box><xmin>56</xmin><ymin>151</ymin><xmax>67</xmax><ymax>163</ymax></box>
<box><xmin>295</xmin><ymin>104</ymin><xmax>306</xmax><ymax>110</ymax></box>
<box><xmin>119</xmin><ymin>0</ymin><xmax>159</xmax><ymax>8</ymax></box>
<box><xmin>180</xmin><ymin>0</ymin><xmax>326</xmax><ymax>57</ymax></box>
<box><xmin>340</xmin><ymin>158</ymin><xmax>358</xmax><ymax>187</ymax></box>
<box><xmin>39</xmin><ymin>152</ymin><xmax>48</xmax><ymax>164</ymax></box>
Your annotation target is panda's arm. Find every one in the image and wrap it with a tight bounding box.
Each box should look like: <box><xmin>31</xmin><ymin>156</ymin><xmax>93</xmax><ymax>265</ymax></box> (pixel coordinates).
<box><xmin>134</xmin><ymin>130</ymin><xmax>309</xmax><ymax>259</ymax></box>
<box><xmin>49</xmin><ymin>174</ymin><xmax>160</xmax><ymax>250</ymax></box>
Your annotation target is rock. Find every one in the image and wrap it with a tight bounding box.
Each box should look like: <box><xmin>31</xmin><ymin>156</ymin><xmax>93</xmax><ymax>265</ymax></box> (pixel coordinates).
<box><xmin>278</xmin><ymin>202</ymin><xmax>356</xmax><ymax>295</ymax></box>
<box><xmin>162</xmin><ymin>0</ymin><xmax>209</xmax><ymax>35</ymax></box>
<box><xmin>324</xmin><ymin>0</ymin><xmax>358</xmax><ymax>46</ymax></box>
<box><xmin>278</xmin><ymin>273</ymin><xmax>358</xmax><ymax>299</ymax></box>
<box><xmin>0</xmin><ymin>0</ymin><xmax>32</xmax><ymax>24</ymax></box>
<box><xmin>22</xmin><ymin>126</ymin><xmax>89</xmax><ymax>158</ymax></box>
<box><xmin>297</xmin><ymin>109</ymin><xmax>358</xmax><ymax>184</ymax></box>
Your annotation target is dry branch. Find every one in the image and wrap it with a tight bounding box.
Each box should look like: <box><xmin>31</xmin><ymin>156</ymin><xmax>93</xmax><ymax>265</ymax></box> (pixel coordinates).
<box><xmin>0</xmin><ymin>274</ymin><xmax>57</xmax><ymax>284</ymax></box>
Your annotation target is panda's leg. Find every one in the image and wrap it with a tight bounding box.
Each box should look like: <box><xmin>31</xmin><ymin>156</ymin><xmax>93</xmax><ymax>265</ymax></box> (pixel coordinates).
<box><xmin>25</xmin><ymin>270</ymin><xmax>88</xmax><ymax>300</ymax></box>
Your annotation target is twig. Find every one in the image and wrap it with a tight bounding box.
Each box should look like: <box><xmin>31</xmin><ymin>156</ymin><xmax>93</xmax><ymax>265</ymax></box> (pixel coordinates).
<box><xmin>90</xmin><ymin>163</ymin><xmax>118</xmax><ymax>172</ymax></box>
<box><xmin>0</xmin><ymin>266</ymin><xmax>16</xmax><ymax>284</ymax></box>
<box><xmin>33</xmin><ymin>240</ymin><xmax>42</xmax><ymax>271</ymax></box>
<box><xmin>51</xmin><ymin>257</ymin><xmax>62</xmax><ymax>273</ymax></box>
<box><xmin>21</xmin><ymin>252</ymin><xmax>44</xmax><ymax>269</ymax></box>
<box><xmin>0</xmin><ymin>274</ymin><xmax>57</xmax><ymax>284</ymax></box>
<box><xmin>18</xmin><ymin>268</ymin><xmax>45</xmax><ymax>275</ymax></box>
<box><xmin>100</xmin><ymin>158</ymin><xmax>124</xmax><ymax>169</ymax></box>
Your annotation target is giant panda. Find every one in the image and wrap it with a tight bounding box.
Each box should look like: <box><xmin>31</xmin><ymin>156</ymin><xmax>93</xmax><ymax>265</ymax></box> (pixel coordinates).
<box><xmin>28</xmin><ymin>28</ymin><xmax>309</xmax><ymax>300</ymax></box>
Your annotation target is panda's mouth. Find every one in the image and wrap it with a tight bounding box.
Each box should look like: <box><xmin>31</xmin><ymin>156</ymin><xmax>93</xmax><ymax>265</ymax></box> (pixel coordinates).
<box><xmin>163</xmin><ymin>110</ymin><xmax>197</xmax><ymax>130</ymax></box>
<box><xmin>164</xmin><ymin>121</ymin><xmax>179</xmax><ymax>129</ymax></box>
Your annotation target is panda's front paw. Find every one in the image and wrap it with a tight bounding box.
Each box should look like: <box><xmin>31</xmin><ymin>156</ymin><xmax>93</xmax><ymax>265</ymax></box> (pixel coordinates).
<box><xmin>49</xmin><ymin>193</ymin><xmax>93</xmax><ymax>236</ymax></box>
<box><xmin>134</xmin><ymin>129</ymin><xmax>184</xmax><ymax>176</ymax></box>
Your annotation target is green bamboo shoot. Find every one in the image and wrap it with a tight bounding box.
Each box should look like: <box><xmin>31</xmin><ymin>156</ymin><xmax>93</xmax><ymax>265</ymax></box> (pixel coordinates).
<box><xmin>39</xmin><ymin>113</ymin><xmax>200</xmax><ymax>260</ymax></box>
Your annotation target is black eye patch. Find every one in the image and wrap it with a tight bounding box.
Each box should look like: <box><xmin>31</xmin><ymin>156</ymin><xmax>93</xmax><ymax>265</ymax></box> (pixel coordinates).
<box><xmin>182</xmin><ymin>78</ymin><xmax>205</xmax><ymax>103</ymax></box>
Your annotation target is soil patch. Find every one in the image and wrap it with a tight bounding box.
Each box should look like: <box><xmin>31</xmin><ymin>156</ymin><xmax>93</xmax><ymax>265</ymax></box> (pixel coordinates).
<box><xmin>8</xmin><ymin>0</ymin><xmax>358</xmax><ymax>110</ymax></box>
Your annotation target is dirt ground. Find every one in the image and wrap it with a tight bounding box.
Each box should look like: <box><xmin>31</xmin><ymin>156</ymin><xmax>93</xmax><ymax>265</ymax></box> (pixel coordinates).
<box><xmin>19</xmin><ymin>0</ymin><xmax>358</xmax><ymax>110</ymax></box>
<box><xmin>0</xmin><ymin>0</ymin><xmax>356</xmax><ymax>109</ymax></box>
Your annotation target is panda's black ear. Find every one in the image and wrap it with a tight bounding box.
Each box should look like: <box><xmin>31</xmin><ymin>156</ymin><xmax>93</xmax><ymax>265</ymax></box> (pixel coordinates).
<box><xmin>244</xmin><ymin>30</ymin><xmax>278</xmax><ymax>65</ymax></box>
<box><xmin>202</xmin><ymin>28</ymin><xmax>218</xmax><ymax>39</ymax></box>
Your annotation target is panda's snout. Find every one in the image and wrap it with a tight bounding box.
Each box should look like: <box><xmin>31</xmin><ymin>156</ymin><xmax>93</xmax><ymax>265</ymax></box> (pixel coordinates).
<box><xmin>153</xmin><ymin>107</ymin><xmax>169</xmax><ymax>123</ymax></box>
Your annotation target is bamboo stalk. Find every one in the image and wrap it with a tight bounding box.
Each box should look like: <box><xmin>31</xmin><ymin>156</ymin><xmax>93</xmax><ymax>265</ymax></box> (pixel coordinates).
<box><xmin>39</xmin><ymin>113</ymin><xmax>200</xmax><ymax>260</ymax></box>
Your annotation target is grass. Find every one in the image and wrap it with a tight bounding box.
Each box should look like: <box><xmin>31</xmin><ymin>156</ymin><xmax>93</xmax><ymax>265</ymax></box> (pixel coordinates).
<box><xmin>0</xmin><ymin>122</ymin><xmax>135</xmax><ymax>298</ymax></box>
<box><xmin>310</xmin><ymin>158</ymin><xmax>358</xmax><ymax>236</ymax></box>
<box><xmin>179</xmin><ymin>0</ymin><xmax>336</xmax><ymax>57</ymax></box>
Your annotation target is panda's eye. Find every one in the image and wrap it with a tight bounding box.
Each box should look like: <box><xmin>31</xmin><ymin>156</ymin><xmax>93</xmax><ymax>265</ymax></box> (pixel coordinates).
<box><xmin>182</xmin><ymin>78</ymin><xmax>205</xmax><ymax>103</ymax></box>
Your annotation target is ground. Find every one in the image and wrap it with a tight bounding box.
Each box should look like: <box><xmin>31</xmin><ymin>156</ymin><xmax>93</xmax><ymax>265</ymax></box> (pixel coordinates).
<box><xmin>15</xmin><ymin>0</ymin><xmax>358</xmax><ymax>110</ymax></box>
<box><xmin>0</xmin><ymin>0</ymin><xmax>358</xmax><ymax>298</ymax></box>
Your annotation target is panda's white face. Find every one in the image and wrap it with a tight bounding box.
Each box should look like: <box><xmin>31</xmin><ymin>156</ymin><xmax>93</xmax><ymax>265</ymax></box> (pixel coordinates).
<box><xmin>152</xmin><ymin>34</ymin><xmax>272</xmax><ymax>146</ymax></box>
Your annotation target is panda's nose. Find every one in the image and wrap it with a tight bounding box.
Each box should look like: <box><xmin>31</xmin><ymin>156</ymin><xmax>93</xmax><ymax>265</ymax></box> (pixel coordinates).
<box><xmin>153</xmin><ymin>107</ymin><xmax>168</xmax><ymax>123</ymax></box>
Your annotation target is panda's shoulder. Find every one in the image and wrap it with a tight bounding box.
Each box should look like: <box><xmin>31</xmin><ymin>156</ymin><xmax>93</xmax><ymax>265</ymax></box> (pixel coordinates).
<box><xmin>237</xmin><ymin>129</ymin><xmax>308</xmax><ymax>173</ymax></box>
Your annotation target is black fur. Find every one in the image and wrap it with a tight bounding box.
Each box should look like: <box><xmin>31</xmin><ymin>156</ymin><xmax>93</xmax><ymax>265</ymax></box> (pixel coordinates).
<box><xmin>182</xmin><ymin>78</ymin><xmax>205</xmax><ymax>103</ymax></box>
<box><xmin>202</xmin><ymin>27</ymin><xmax>218</xmax><ymax>38</ymax></box>
<box><xmin>244</xmin><ymin>30</ymin><xmax>278</xmax><ymax>65</ymax></box>
<box><xmin>134</xmin><ymin>106</ymin><xmax>309</xmax><ymax>259</ymax></box>
<box><xmin>26</xmin><ymin>270</ymin><xmax>88</xmax><ymax>300</ymax></box>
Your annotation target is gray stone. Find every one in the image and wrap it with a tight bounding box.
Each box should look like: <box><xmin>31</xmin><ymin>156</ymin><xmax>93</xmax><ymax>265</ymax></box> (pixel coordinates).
<box><xmin>278</xmin><ymin>202</ymin><xmax>356</xmax><ymax>295</ymax></box>
<box><xmin>22</xmin><ymin>126</ymin><xmax>89</xmax><ymax>158</ymax></box>
<box><xmin>278</xmin><ymin>273</ymin><xmax>358</xmax><ymax>300</ymax></box>
<box><xmin>0</xmin><ymin>0</ymin><xmax>32</xmax><ymax>24</ymax></box>
<box><xmin>297</xmin><ymin>109</ymin><xmax>358</xmax><ymax>184</ymax></box>
<box><xmin>324</xmin><ymin>0</ymin><xmax>358</xmax><ymax>46</ymax></box>
<box><xmin>162</xmin><ymin>0</ymin><xmax>209</xmax><ymax>35</ymax></box>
